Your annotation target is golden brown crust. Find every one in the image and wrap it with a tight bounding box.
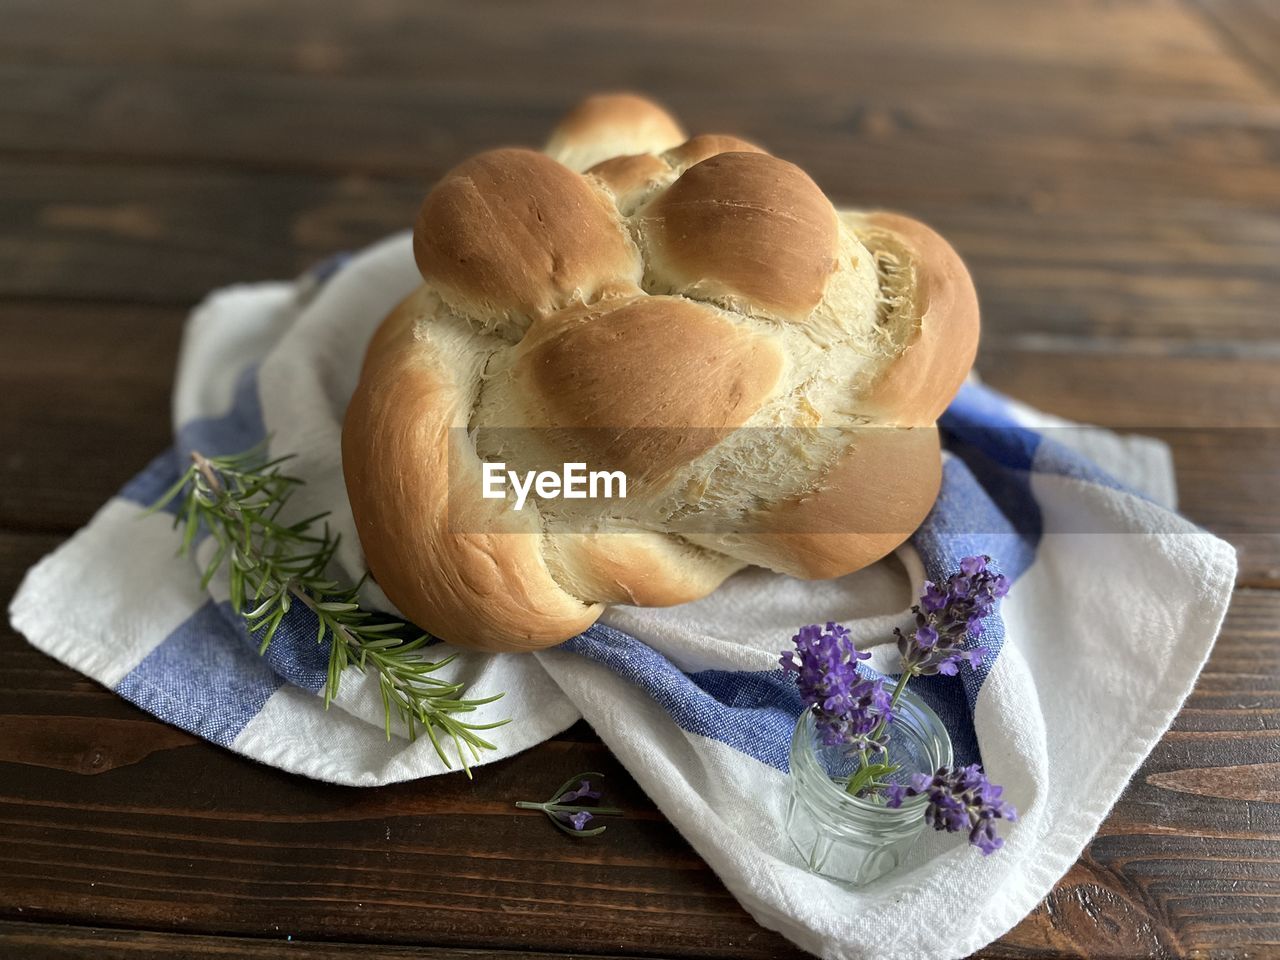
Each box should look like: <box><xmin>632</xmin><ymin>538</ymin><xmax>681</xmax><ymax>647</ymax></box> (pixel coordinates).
<box><xmin>664</xmin><ymin>134</ymin><xmax>766</xmax><ymax>170</ymax></box>
<box><xmin>852</xmin><ymin>212</ymin><xmax>980</xmax><ymax>426</ymax></box>
<box><xmin>544</xmin><ymin>531</ymin><xmax>744</xmax><ymax>607</ymax></box>
<box><xmin>717</xmin><ymin>426</ymin><xmax>943</xmax><ymax>579</ymax></box>
<box><xmin>341</xmin><ymin>289</ymin><xmax>601</xmax><ymax>652</ymax></box>
<box><xmin>545</xmin><ymin>93</ymin><xmax>686</xmax><ymax>172</ymax></box>
<box><xmin>585</xmin><ymin>152</ymin><xmax>670</xmax><ymax>205</ymax></box>
<box><xmin>585</xmin><ymin>135</ymin><xmax>770</xmax><ymax>216</ymax></box>
<box><xmin>413</xmin><ymin>149</ymin><xmax>641</xmax><ymax>332</ymax></box>
<box><xmin>513</xmin><ymin>296</ymin><xmax>785</xmax><ymax>478</ymax></box>
<box><xmin>639</xmin><ymin>152</ymin><xmax>840</xmax><ymax>321</ymax></box>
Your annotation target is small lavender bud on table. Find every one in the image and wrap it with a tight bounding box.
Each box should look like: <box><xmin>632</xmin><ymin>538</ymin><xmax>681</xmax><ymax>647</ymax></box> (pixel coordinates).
<box><xmin>515</xmin><ymin>771</ymin><xmax>623</xmax><ymax>838</ymax></box>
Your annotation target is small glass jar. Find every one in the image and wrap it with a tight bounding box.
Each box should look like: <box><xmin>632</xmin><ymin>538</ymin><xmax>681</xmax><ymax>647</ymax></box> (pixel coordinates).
<box><xmin>784</xmin><ymin>688</ymin><xmax>953</xmax><ymax>886</ymax></box>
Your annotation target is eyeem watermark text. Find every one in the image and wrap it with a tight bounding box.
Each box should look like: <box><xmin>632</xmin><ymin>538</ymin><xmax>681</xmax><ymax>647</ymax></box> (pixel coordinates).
<box><xmin>481</xmin><ymin>462</ymin><xmax>627</xmax><ymax>511</ymax></box>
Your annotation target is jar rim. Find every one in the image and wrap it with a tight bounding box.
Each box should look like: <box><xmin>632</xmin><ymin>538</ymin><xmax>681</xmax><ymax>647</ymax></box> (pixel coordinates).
<box><xmin>791</xmin><ymin>689</ymin><xmax>952</xmax><ymax>816</ymax></box>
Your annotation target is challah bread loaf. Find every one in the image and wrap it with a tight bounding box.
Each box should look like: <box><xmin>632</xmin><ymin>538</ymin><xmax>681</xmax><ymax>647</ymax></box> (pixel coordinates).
<box><xmin>342</xmin><ymin>93</ymin><xmax>978</xmax><ymax>651</ymax></box>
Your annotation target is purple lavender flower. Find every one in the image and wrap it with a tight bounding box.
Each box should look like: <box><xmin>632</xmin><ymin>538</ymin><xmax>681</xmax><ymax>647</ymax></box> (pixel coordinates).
<box><xmin>883</xmin><ymin>782</ymin><xmax>910</xmax><ymax>807</ymax></box>
<box><xmin>885</xmin><ymin>764</ymin><xmax>1017</xmax><ymax>855</ymax></box>
<box><xmin>914</xmin><ymin>624</ymin><xmax>939</xmax><ymax>649</ymax></box>
<box><xmin>555</xmin><ymin>810</ymin><xmax>594</xmax><ymax>831</ymax></box>
<box><xmin>781</xmin><ymin>622</ymin><xmax>893</xmax><ymax>752</ymax></box>
<box><xmin>895</xmin><ymin>555</ymin><xmax>1009</xmax><ymax>677</ymax></box>
<box><xmin>921</xmin><ymin>581</ymin><xmax>949</xmax><ymax>613</ymax></box>
<box><xmin>556</xmin><ymin>779</ymin><xmax>601</xmax><ymax>804</ymax></box>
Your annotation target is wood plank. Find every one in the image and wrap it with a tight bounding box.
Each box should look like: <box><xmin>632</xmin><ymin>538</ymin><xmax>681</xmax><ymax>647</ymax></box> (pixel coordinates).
<box><xmin>0</xmin><ymin>920</ymin><xmax>666</xmax><ymax>960</ymax></box>
<box><xmin>3</xmin><ymin>2</ymin><xmax>1277</xmax><ymax>340</ymax></box>
<box><xmin>0</xmin><ymin>0</ymin><xmax>1267</xmax><ymax>105</ymax></box>
<box><xmin>2</xmin><ymin>1</ymin><xmax>1278</xmax><ymax>953</ymax></box>
<box><xmin>4</xmin><ymin>523</ymin><xmax>1278</xmax><ymax>957</ymax></box>
<box><xmin>978</xmin><ymin>345</ymin><xmax>1280</xmax><ymax>428</ymax></box>
<box><xmin>2</xmin><ymin>42</ymin><xmax>1277</xmax><ymax>180</ymax></box>
<box><xmin>0</xmin><ymin>3</ymin><xmax>1276</xmax><ymax>343</ymax></box>
<box><xmin>0</xmin><ymin>163</ymin><xmax>422</xmax><ymax>305</ymax></box>
<box><xmin>1190</xmin><ymin>0</ymin><xmax>1280</xmax><ymax>91</ymax></box>
<box><xmin>0</xmin><ymin>302</ymin><xmax>184</xmax><ymax>534</ymax></box>
<box><xmin>979</xmin><ymin>346</ymin><xmax>1280</xmax><ymax>587</ymax></box>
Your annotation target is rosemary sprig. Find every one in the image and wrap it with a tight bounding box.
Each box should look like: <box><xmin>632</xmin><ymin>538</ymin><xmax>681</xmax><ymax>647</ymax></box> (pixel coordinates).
<box><xmin>148</xmin><ymin>445</ymin><xmax>508</xmax><ymax>774</ymax></box>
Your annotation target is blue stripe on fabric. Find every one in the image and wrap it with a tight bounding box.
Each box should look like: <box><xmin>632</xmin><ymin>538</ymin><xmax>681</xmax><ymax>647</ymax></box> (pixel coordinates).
<box><xmin>118</xmin><ymin>364</ymin><xmax>266</xmax><ymax>511</ymax></box>
<box><xmin>561</xmin><ymin>623</ymin><xmax>805</xmax><ymax>771</ymax></box>
<box><xmin>225</xmin><ymin>601</ymin><xmax>330</xmax><ymax>694</ymax></box>
<box><xmin>941</xmin><ymin>381</ymin><xmax>1042</xmax><ymax>470</ymax></box>
<box><xmin>116</xmin><ymin>600</ymin><xmax>284</xmax><ymax>746</ymax></box>
<box><xmin>944</xmin><ymin>381</ymin><xmax>1143</xmax><ymax>499</ymax></box>
<box><xmin>175</xmin><ymin>364</ymin><xmax>267</xmax><ymax>465</ymax></box>
<box><xmin>110</xmin><ymin>267</ymin><xmax>345</xmax><ymax>741</ymax></box>
<box><xmin>116</xmin><ymin>595</ymin><xmax>332</xmax><ymax>746</ymax></box>
<box><xmin>899</xmin><ymin>383</ymin><xmax>1043</xmax><ymax>764</ymax></box>
<box><xmin>308</xmin><ymin>251</ymin><xmax>353</xmax><ymax>285</ymax></box>
<box><xmin>118</xmin><ymin>449</ymin><xmax>184</xmax><ymax>508</ymax></box>
<box><xmin>909</xmin><ymin>381</ymin><xmax>1154</xmax><ymax>763</ymax></box>
<box><xmin>1031</xmin><ymin>434</ymin><xmax>1144</xmax><ymax>499</ymax></box>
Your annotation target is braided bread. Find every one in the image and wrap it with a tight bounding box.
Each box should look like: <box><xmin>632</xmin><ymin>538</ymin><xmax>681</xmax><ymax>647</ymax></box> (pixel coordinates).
<box><xmin>342</xmin><ymin>93</ymin><xmax>979</xmax><ymax>651</ymax></box>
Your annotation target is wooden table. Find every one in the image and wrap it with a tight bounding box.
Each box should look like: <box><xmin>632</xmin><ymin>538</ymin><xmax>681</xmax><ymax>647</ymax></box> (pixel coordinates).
<box><xmin>2</xmin><ymin>1</ymin><xmax>1278</xmax><ymax>956</ymax></box>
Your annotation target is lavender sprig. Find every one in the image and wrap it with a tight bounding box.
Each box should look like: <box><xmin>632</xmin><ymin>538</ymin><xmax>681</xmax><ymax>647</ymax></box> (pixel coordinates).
<box><xmin>896</xmin><ymin>555</ymin><xmax>1009</xmax><ymax>677</ymax></box>
<box><xmin>515</xmin><ymin>771</ymin><xmax>623</xmax><ymax>838</ymax></box>
<box><xmin>780</xmin><ymin>623</ymin><xmax>894</xmax><ymax>753</ymax></box>
<box><xmin>885</xmin><ymin>764</ymin><xmax>1018</xmax><ymax>855</ymax></box>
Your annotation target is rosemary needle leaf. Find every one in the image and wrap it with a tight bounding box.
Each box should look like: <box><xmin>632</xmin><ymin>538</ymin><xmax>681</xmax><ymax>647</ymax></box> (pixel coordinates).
<box><xmin>353</xmin><ymin>623</ymin><xmax>401</xmax><ymax>635</ymax></box>
<box><xmin>287</xmin><ymin>511</ymin><xmax>331</xmax><ymax>532</ymax></box>
<box><xmin>245</xmin><ymin>598</ymin><xmax>276</xmax><ymax>619</ymax></box>
<box><xmin>146</xmin><ymin>470</ymin><xmax>197</xmax><ymax>514</ymax></box>
<box><xmin>457</xmin><ymin>694</ymin><xmax>508</xmax><ymax>708</ymax></box>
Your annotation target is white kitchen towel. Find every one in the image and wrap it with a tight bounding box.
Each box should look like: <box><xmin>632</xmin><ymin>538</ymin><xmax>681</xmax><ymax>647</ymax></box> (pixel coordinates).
<box><xmin>10</xmin><ymin>233</ymin><xmax>1237</xmax><ymax>960</ymax></box>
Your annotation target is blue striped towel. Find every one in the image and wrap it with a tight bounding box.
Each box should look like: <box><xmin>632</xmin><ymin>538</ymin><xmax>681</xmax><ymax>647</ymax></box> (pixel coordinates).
<box><xmin>10</xmin><ymin>233</ymin><xmax>1237</xmax><ymax>960</ymax></box>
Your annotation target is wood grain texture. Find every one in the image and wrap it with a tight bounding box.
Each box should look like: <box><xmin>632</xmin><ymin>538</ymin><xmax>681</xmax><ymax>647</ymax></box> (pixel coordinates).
<box><xmin>0</xmin><ymin>920</ymin><xmax>668</xmax><ymax>960</ymax></box>
<box><xmin>2</xmin><ymin>0</ymin><xmax>1279</xmax><ymax>957</ymax></box>
<box><xmin>1191</xmin><ymin>0</ymin><xmax>1280</xmax><ymax>91</ymax></box>
<box><xmin>0</xmin><ymin>302</ymin><xmax>183</xmax><ymax>533</ymax></box>
<box><xmin>0</xmin><ymin>0</ymin><xmax>1278</xmax><ymax>347</ymax></box>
